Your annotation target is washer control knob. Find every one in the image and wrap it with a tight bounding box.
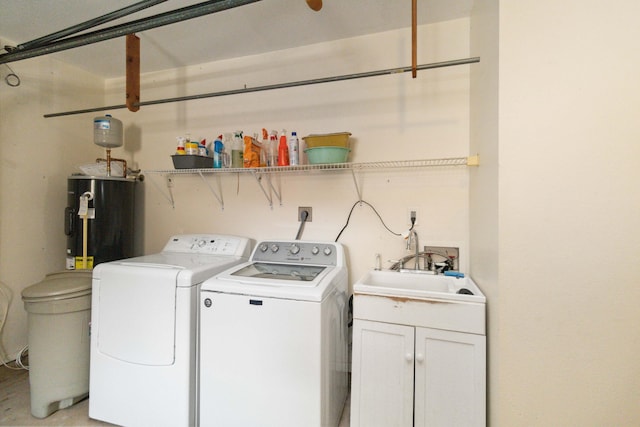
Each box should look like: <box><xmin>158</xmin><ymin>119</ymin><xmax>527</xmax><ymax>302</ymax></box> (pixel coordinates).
<box><xmin>323</xmin><ymin>246</ymin><xmax>332</xmax><ymax>256</ymax></box>
<box><xmin>290</xmin><ymin>244</ymin><xmax>300</xmax><ymax>255</ymax></box>
<box><xmin>198</xmin><ymin>239</ymin><xmax>206</xmax><ymax>247</ymax></box>
<box><xmin>311</xmin><ymin>246</ymin><xmax>320</xmax><ymax>255</ymax></box>
<box><xmin>271</xmin><ymin>244</ymin><xmax>279</xmax><ymax>253</ymax></box>
<box><xmin>259</xmin><ymin>243</ymin><xmax>269</xmax><ymax>252</ymax></box>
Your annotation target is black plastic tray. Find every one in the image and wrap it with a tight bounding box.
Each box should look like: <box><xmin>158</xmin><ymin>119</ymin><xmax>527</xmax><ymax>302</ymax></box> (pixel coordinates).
<box><xmin>171</xmin><ymin>155</ymin><xmax>213</xmax><ymax>169</ymax></box>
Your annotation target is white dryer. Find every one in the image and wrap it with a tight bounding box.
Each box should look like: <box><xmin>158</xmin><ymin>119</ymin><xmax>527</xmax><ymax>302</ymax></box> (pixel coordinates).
<box><xmin>89</xmin><ymin>234</ymin><xmax>253</xmax><ymax>427</ymax></box>
<box><xmin>199</xmin><ymin>240</ymin><xmax>349</xmax><ymax>427</ymax></box>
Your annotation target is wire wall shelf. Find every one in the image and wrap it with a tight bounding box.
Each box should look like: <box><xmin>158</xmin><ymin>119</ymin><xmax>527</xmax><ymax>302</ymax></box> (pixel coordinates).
<box><xmin>143</xmin><ymin>156</ymin><xmax>477</xmax><ymax>175</ymax></box>
<box><xmin>142</xmin><ymin>156</ymin><xmax>479</xmax><ymax>210</ymax></box>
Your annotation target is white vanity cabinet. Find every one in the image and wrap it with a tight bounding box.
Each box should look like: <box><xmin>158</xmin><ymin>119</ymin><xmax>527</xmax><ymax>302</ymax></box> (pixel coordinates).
<box><xmin>350</xmin><ymin>273</ymin><xmax>486</xmax><ymax>427</ymax></box>
<box><xmin>351</xmin><ymin>320</ymin><xmax>415</xmax><ymax>427</ymax></box>
<box><xmin>351</xmin><ymin>318</ymin><xmax>486</xmax><ymax>427</ymax></box>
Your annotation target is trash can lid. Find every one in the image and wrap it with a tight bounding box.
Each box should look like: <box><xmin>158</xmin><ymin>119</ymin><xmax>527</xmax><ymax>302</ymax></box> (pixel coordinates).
<box><xmin>22</xmin><ymin>270</ymin><xmax>92</xmax><ymax>302</ymax></box>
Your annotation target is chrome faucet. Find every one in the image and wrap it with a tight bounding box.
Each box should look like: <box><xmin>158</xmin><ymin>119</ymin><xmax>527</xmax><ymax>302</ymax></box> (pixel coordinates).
<box><xmin>407</xmin><ymin>230</ymin><xmax>420</xmax><ymax>270</ymax></box>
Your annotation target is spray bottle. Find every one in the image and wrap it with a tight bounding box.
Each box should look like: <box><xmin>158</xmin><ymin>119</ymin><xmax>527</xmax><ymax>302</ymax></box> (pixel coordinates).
<box><xmin>277</xmin><ymin>129</ymin><xmax>289</xmax><ymax>166</ymax></box>
<box><xmin>232</xmin><ymin>131</ymin><xmax>244</xmax><ymax>168</ymax></box>
<box><xmin>269</xmin><ymin>130</ymin><xmax>278</xmax><ymax>166</ymax></box>
<box><xmin>222</xmin><ymin>133</ymin><xmax>232</xmax><ymax>168</ymax></box>
<box><xmin>289</xmin><ymin>131</ymin><xmax>299</xmax><ymax>166</ymax></box>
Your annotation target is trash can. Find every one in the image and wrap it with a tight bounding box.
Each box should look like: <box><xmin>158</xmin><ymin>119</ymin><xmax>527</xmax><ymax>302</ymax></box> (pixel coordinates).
<box><xmin>21</xmin><ymin>270</ymin><xmax>92</xmax><ymax>418</ymax></box>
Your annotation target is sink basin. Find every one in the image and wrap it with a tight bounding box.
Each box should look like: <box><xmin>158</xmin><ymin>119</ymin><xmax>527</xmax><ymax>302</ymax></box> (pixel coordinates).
<box><xmin>352</xmin><ymin>270</ymin><xmax>486</xmax><ymax>334</ymax></box>
<box><xmin>354</xmin><ymin>270</ymin><xmax>485</xmax><ymax>303</ymax></box>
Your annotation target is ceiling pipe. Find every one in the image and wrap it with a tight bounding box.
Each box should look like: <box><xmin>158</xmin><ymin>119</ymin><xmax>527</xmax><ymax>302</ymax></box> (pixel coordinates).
<box><xmin>16</xmin><ymin>0</ymin><xmax>168</xmax><ymax>51</ymax></box>
<box><xmin>0</xmin><ymin>0</ymin><xmax>263</xmax><ymax>65</ymax></box>
<box><xmin>43</xmin><ymin>57</ymin><xmax>480</xmax><ymax>118</ymax></box>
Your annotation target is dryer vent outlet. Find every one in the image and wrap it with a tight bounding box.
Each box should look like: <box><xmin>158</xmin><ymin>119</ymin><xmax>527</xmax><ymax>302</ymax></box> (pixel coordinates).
<box><xmin>298</xmin><ymin>207</ymin><xmax>312</xmax><ymax>222</ymax></box>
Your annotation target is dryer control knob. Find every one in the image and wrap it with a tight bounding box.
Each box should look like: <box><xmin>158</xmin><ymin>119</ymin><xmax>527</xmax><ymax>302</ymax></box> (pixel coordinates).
<box><xmin>323</xmin><ymin>246</ymin><xmax>332</xmax><ymax>256</ymax></box>
<box><xmin>290</xmin><ymin>244</ymin><xmax>300</xmax><ymax>255</ymax></box>
<box><xmin>260</xmin><ymin>243</ymin><xmax>269</xmax><ymax>252</ymax></box>
<box><xmin>311</xmin><ymin>246</ymin><xmax>320</xmax><ymax>255</ymax></box>
<box><xmin>271</xmin><ymin>244</ymin><xmax>279</xmax><ymax>253</ymax></box>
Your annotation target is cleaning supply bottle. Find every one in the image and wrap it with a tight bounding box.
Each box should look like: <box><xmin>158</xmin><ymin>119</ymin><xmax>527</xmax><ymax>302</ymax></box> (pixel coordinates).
<box><xmin>289</xmin><ymin>131</ymin><xmax>299</xmax><ymax>166</ymax></box>
<box><xmin>185</xmin><ymin>134</ymin><xmax>199</xmax><ymax>155</ymax></box>
<box><xmin>277</xmin><ymin>130</ymin><xmax>289</xmax><ymax>166</ymax></box>
<box><xmin>176</xmin><ymin>136</ymin><xmax>186</xmax><ymax>155</ymax></box>
<box><xmin>198</xmin><ymin>137</ymin><xmax>208</xmax><ymax>156</ymax></box>
<box><xmin>260</xmin><ymin>128</ymin><xmax>269</xmax><ymax>167</ymax></box>
<box><xmin>269</xmin><ymin>130</ymin><xmax>278</xmax><ymax>166</ymax></box>
<box><xmin>231</xmin><ymin>131</ymin><xmax>243</xmax><ymax>168</ymax></box>
<box><xmin>213</xmin><ymin>135</ymin><xmax>224</xmax><ymax>168</ymax></box>
<box><xmin>222</xmin><ymin>133</ymin><xmax>232</xmax><ymax>168</ymax></box>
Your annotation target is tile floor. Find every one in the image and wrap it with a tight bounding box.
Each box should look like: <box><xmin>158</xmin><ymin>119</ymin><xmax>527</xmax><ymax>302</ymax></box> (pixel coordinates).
<box><xmin>1</xmin><ymin>365</ymin><xmax>351</xmax><ymax>426</ymax></box>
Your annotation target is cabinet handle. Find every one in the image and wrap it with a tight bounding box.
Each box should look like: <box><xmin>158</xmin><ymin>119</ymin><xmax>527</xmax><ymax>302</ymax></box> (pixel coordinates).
<box><xmin>405</xmin><ymin>353</ymin><xmax>413</xmax><ymax>362</ymax></box>
<box><xmin>416</xmin><ymin>353</ymin><xmax>425</xmax><ymax>363</ymax></box>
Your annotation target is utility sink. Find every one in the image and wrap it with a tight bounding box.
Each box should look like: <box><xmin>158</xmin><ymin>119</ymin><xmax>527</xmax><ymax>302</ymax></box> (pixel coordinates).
<box><xmin>354</xmin><ymin>270</ymin><xmax>485</xmax><ymax>303</ymax></box>
<box><xmin>353</xmin><ymin>270</ymin><xmax>486</xmax><ymax>334</ymax></box>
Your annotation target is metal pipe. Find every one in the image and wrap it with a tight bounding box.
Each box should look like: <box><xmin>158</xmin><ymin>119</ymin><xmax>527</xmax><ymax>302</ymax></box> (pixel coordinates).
<box><xmin>17</xmin><ymin>0</ymin><xmax>168</xmax><ymax>50</ymax></box>
<box><xmin>43</xmin><ymin>57</ymin><xmax>480</xmax><ymax>118</ymax></box>
<box><xmin>0</xmin><ymin>0</ymin><xmax>262</xmax><ymax>65</ymax></box>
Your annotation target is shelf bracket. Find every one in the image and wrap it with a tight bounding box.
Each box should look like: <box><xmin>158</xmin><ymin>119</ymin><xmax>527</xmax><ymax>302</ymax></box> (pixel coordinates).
<box><xmin>197</xmin><ymin>170</ymin><xmax>224</xmax><ymax>210</ymax></box>
<box><xmin>252</xmin><ymin>172</ymin><xmax>282</xmax><ymax>209</ymax></box>
<box><xmin>146</xmin><ymin>173</ymin><xmax>175</xmax><ymax>208</ymax></box>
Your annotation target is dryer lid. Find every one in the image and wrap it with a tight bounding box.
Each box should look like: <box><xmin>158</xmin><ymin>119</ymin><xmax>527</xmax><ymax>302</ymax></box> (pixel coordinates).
<box><xmin>22</xmin><ymin>270</ymin><xmax>92</xmax><ymax>301</ymax></box>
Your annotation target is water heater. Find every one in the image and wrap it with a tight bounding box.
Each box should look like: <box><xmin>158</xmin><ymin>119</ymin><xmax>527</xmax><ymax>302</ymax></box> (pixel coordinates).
<box><xmin>65</xmin><ymin>175</ymin><xmax>137</xmax><ymax>269</ymax></box>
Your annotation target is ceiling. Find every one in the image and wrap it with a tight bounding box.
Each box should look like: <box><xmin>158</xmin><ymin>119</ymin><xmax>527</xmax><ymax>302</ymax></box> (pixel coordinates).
<box><xmin>0</xmin><ymin>0</ymin><xmax>473</xmax><ymax>79</ymax></box>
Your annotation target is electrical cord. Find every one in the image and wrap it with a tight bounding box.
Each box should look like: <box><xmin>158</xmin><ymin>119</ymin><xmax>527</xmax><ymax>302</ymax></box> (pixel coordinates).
<box><xmin>334</xmin><ymin>199</ymin><xmax>402</xmax><ymax>242</ymax></box>
<box><xmin>0</xmin><ymin>281</ymin><xmax>29</xmax><ymax>370</ymax></box>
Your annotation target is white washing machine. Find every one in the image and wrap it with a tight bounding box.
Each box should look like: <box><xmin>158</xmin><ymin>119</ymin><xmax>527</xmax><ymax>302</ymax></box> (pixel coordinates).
<box><xmin>199</xmin><ymin>240</ymin><xmax>349</xmax><ymax>427</ymax></box>
<box><xmin>89</xmin><ymin>234</ymin><xmax>253</xmax><ymax>427</ymax></box>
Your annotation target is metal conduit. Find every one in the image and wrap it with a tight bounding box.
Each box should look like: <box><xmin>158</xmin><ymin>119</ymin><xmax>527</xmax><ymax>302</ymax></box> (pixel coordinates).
<box><xmin>0</xmin><ymin>0</ymin><xmax>262</xmax><ymax>65</ymax></box>
<box><xmin>43</xmin><ymin>57</ymin><xmax>480</xmax><ymax>118</ymax></box>
<box><xmin>17</xmin><ymin>0</ymin><xmax>168</xmax><ymax>51</ymax></box>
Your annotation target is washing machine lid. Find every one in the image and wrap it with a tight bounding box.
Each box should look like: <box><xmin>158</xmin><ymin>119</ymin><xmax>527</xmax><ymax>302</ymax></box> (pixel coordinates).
<box><xmin>202</xmin><ymin>261</ymin><xmax>346</xmax><ymax>302</ymax></box>
<box><xmin>21</xmin><ymin>270</ymin><xmax>92</xmax><ymax>301</ymax></box>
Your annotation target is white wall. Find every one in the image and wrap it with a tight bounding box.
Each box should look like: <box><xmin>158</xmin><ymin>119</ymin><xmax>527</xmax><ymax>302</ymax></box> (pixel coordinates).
<box><xmin>470</xmin><ymin>0</ymin><xmax>499</xmax><ymax>423</ymax></box>
<box><xmin>483</xmin><ymin>1</ymin><xmax>640</xmax><ymax>425</ymax></box>
<box><xmin>104</xmin><ymin>20</ymin><xmax>473</xmax><ymax>287</ymax></box>
<box><xmin>0</xmin><ymin>49</ymin><xmax>104</xmax><ymax>362</ymax></box>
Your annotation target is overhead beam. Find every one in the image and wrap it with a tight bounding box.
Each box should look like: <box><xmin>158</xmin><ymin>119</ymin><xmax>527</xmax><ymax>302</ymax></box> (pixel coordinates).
<box><xmin>0</xmin><ymin>0</ymin><xmax>262</xmax><ymax>65</ymax></box>
<box><xmin>126</xmin><ymin>34</ymin><xmax>141</xmax><ymax>112</ymax></box>
<box><xmin>412</xmin><ymin>0</ymin><xmax>417</xmax><ymax>78</ymax></box>
<box><xmin>17</xmin><ymin>0</ymin><xmax>167</xmax><ymax>51</ymax></box>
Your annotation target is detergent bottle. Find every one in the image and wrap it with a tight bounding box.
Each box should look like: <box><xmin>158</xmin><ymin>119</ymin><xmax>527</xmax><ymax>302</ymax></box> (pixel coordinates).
<box><xmin>277</xmin><ymin>129</ymin><xmax>289</xmax><ymax>166</ymax></box>
<box><xmin>213</xmin><ymin>135</ymin><xmax>224</xmax><ymax>168</ymax></box>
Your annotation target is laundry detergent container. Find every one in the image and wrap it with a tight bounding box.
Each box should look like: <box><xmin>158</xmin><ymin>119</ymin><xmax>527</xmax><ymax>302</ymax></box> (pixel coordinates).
<box><xmin>21</xmin><ymin>270</ymin><xmax>92</xmax><ymax>418</ymax></box>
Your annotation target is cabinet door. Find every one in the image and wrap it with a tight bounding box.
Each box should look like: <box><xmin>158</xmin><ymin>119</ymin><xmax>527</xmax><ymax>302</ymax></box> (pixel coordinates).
<box><xmin>350</xmin><ymin>319</ymin><xmax>414</xmax><ymax>427</ymax></box>
<box><xmin>414</xmin><ymin>327</ymin><xmax>486</xmax><ymax>427</ymax></box>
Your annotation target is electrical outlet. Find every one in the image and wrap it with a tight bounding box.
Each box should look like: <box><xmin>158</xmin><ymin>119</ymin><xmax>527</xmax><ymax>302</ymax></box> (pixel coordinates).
<box><xmin>407</xmin><ymin>207</ymin><xmax>419</xmax><ymax>226</ymax></box>
<box><xmin>298</xmin><ymin>206</ymin><xmax>312</xmax><ymax>222</ymax></box>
